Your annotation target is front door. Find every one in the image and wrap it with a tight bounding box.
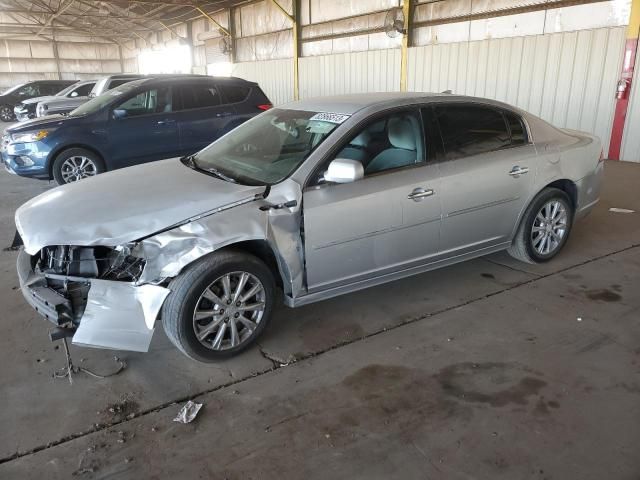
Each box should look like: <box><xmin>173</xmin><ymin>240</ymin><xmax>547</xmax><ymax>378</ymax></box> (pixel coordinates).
<box><xmin>107</xmin><ymin>86</ymin><xmax>180</xmax><ymax>169</ymax></box>
<box><xmin>431</xmin><ymin>104</ymin><xmax>535</xmax><ymax>255</ymax></box>
<box><xmin>302</xmin><ymin>109</ymin><xmax>442</xmax><ymax>292</ymax></box>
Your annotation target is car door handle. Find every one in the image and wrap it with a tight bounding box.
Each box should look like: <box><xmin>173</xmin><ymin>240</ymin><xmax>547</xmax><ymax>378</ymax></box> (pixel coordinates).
<box><xmin>157</xmin><ymin>119</ymin><xmax>176</xmax><ymax>125</ymax></box>
<box><xmin>215</xmin><ymin>112</ymin><xmax>233</xmax><ymax>118</ymax></box>
<box><xmin>508</xmin><ymin>166</ymin><xmax>529</xmax><ymax>177</ymax></box>
<box><xmin>407</xmin><ymin>188</ymin><xmax>435</xmax><ymax>201</ymax></box>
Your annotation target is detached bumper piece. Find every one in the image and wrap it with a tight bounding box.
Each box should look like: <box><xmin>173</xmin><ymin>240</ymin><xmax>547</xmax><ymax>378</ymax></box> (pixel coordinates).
<box><xmin>25</xmin><ymin>285</ymin><xmax>73</xmax><ymax>326</ymax></box>
<box><xmin>17</xmin><ymin>248</ymin><xmax>76</xmax><ymax>327</ymax></box>
<box><xmin>17</xmin><ymin>249</ymin><xmax>170</xmax><ymax>353</ymax></box>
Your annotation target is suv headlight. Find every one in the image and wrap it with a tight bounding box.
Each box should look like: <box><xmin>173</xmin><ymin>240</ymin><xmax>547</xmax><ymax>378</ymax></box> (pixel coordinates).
<box><xmin>11</xmin><ymin>130</ymin><xmax>52</xmax><ymax>143</ymax></box>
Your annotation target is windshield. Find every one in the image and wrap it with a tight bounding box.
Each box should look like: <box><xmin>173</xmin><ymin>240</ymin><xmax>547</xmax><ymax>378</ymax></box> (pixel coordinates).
<box><xmin>68</xmin><ymin>80</ymin><xmax>144</xmax><ymax>117</ymax></box>
<box><xmin>55</xmin><ymin>82</ymin><xmax>81</xmax><ymax>97</ymax></box>
<box><xmin>191</xmin><ymin>109</ymin><xmax>346</xmax><ymax>185</ymax></box>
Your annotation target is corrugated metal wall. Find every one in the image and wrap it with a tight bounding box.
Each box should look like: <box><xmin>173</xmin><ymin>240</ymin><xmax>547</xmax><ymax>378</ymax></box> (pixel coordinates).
<box><xmin>407</xmin><ymin>26</ymin><xmax>626</xmax><ymax>153</ymax></box>
<box><xmin>620</xmin><ymin>46</ymin><xmax>640</xmax><ymax>162</ymax></box>
<box><xmin>0</xmin><ymin>39</ymin><xmax>122</xmax><ymax>88</ymax></box>
<box><xmin>231</xmin><ymin>58</ymin><xmax>294</xmax><ymax>105</ymax></box>
<box><xmin>299</xmin><ymin>49</ymin><xmax>401</xmax><ymax>98</ymax></box>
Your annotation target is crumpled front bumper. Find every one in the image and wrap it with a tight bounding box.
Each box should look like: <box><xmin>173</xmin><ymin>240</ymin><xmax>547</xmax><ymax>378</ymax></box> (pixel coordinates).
<box><xmin>17</xmin><ymin>249</ymin><xmax>170</xmax><ymax>352</ymax></box>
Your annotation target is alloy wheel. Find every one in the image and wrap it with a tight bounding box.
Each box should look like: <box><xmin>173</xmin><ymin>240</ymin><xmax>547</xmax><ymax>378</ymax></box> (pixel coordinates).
<box><xmin>60</xmin><ymin>155</ymin><xmax>98</xmax><ymax>183</ymax></box>
<box><xmin>531</xmin><ymin>199</ymin><xmax>568</xmax><ymax>255</ymax></box>
<box><xmin>192</xmin><ymin>271</ymin><xmax>266</xmax><ymax>351</ymax></box>
<box><xmin>0</xmin><ymin>106</ymin><xmax>13</xmax><ymax>122</ymax></box>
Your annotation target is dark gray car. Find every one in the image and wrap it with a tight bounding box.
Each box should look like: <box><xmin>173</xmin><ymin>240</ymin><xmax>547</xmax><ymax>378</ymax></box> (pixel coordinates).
<box><xmin>0</xmin><ymin>80</ymin><xmax>75</xmax><ymax>122</ymax></box>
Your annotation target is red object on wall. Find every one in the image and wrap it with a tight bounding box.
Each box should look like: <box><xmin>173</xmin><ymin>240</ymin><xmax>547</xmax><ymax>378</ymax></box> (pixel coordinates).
<box><xmin>609</xmin><ymin>38</ymin><xmax>638</xmax><ymax>160</ymax></box>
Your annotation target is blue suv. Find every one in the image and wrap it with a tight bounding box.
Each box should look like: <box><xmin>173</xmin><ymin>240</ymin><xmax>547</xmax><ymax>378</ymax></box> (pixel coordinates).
<box><xmin>2</xmin><ymin>75</ymin><xmax>272</xmax><ymax>184</ymax></box>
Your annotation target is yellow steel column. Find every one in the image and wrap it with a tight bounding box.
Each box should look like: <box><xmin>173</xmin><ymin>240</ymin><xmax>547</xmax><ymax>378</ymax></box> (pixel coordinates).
<box><xmin>268</xmin><ymin>0</ymin><xmax>299</xmax><ymax>100</ymax></box>
<box><xmin>292</xmin><ymin>0</ymin><xmax>300</xmax><ymax>100</ymax></box>
<box><xmin>400</xmin><ymin>0</ymin><xmax>412</xmax><ymax>92</ymax></box>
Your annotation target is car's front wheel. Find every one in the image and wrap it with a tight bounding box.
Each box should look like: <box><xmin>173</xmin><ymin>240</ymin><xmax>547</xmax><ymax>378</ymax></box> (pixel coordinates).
<box><xmin>0</xmin><ymin>105</ymin><xmax>14</xmax><ymax>122</ymax></box>
<box><xmin>508</xmin><ymin>187</ymin><xmax>574</xmax><ymax>264</ymax></box>
<box><xmin>162</xmin><ymin>250</ymin><xmax>275</xmax><ymax>362</ymax></box>
<box><xmin>52</xmin><ymin>148</ymin><xmax>105</xmax><ymax>185</ymax></box>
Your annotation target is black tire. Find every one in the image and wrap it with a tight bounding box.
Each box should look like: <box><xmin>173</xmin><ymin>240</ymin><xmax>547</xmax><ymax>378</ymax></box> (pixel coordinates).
<box><xmin>508</xmin><ymin>187</ymin><xmax>574</xmax><ymax>264</ymax></box>
<box><xmin>0</xmin><ymin>105</ymin><xmax>14</xmax><ymax>122</ymax></box>
<box><xmin>52</xmin><ymin>147</ymin><xmax>105</xmax><ymax>185</ymax></box>
<box><xmin>162</xmin><ymin>250</ymin><xmax>275</xmax><ymax>362</ymax></box>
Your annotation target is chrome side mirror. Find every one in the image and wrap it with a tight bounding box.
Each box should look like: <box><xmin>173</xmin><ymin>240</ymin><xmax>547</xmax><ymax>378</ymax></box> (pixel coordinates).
<box><xmin>323</xmin><ymin>158</ymin><xmax>364</xmax><ymax>184</ymax></box>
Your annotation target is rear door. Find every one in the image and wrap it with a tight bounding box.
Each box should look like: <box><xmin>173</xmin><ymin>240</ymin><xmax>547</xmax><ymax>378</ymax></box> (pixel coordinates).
<box><xmin>432</xmin><ymin>103</ymin><xmax>536</xmax><ymax>255</ymax></box>
<box><xmin>106</xmin><ymin>85</ymin><xmax>181</xmax><ymax>168</ymax></box>
<box><xmin>173</xmin><ymin>80</ymin><xmax>238</xmax><ymax>155</ymax></box>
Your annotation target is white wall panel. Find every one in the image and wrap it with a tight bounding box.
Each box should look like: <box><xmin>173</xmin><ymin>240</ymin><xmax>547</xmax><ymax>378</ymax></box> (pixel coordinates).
<box><xmin>299</xmin><ymin>49</ymin><xmax>401</xmax><ymax>98</ymax></box>
<box><xmin>232</xmin><ymin>58</ymin><xmax>294</xmax><ymax>105</ymax></box>
<box><xmin>620</xmin><ymin>45</ymin><xmax>640</xmax><ymax>162</ymax></box>
<box><xmin>407</xmin><ymin>26</ymin><xmax>625</xmax><ymax>153</ymax></box>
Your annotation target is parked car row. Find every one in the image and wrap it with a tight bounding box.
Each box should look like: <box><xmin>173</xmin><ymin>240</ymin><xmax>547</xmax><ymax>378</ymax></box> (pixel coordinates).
<box><xmin>2</xmin><ymin>74</ymin><xmax>272</xmax><ymax>184</ymax></box>
<box><xmin>0</xmin><ymin>80</ymin><xmax>76</xmax><ymax>122</ymax></box>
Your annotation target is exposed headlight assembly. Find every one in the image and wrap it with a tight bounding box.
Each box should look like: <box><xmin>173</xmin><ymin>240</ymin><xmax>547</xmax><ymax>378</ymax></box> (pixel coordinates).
<box><xmin>11</xmin><ymin>130</ymin><xmax>52</xmax><ymax>143</ymax></box>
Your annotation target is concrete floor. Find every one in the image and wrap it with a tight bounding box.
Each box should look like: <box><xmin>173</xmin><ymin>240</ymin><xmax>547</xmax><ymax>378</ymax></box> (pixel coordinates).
<box><xmin>0</xmin><ymin>159</ymin><xmax>638</xmax><ymax>479</ymax></box>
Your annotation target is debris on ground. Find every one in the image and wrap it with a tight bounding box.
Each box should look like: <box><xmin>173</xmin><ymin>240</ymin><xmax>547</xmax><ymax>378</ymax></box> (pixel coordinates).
<box><xmin>173</xmin><ymin>400</ymin><xmax>203</xmax><ymax>424</ymax></box>
<box><xmin>577</xmin><ymin>317</ymin><xmax>583</xmax><ymax>322</ymax></box>
<box><xmin>53</xmin><ymin>338</ymin><xmax>126</xmax><ymax>384</ymax></box>
<box><xmin>103</xmin><ymin>397</ymin><xmax>140</xmax><ymax>420</ymax></box>
<box><xmin>608</xmin><ymin>207</ymin><xmax>635</xmax><ymax>214</ymax></box>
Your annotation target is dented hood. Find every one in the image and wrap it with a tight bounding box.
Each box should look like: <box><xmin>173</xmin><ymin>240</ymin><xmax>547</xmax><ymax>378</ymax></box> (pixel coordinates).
<box><xmin>16</xmin><ymin>158</ymin><xmax>265</xmax><ymax>254</ymax></box>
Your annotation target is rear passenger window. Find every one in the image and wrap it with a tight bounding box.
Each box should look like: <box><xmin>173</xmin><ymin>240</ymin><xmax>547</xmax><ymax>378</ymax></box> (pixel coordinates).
<box><xmin>218</xmin><ymin>85</ymin><xmax>250</xmax><ymax>104</ymax></box>
<box><xmin>175</xmin><ymin>84</ymin><xmax>221</xmax><ymax>110</ymax></box>
<box><xmin>434</xmin><ymin>105</ymin><xmax>510</xmax><ymax>160</ymax></box>
<box><xmin>505</xmin><ymin>111</ymin><xmax>527</xmax><ymax>145</ymax></box>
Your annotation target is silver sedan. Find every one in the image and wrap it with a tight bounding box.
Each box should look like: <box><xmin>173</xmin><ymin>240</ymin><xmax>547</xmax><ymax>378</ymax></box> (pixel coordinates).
<box><xmin>15</xmin><ymin>93</ymin><xmax>604</xmax><ymax>361</ymax></box>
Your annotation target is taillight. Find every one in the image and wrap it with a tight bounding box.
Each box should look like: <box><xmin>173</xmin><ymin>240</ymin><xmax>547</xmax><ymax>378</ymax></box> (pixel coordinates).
<box><xmin>257</xmin><ymin>104</ymin><xmax>272</xmax><ymax>111</ymax></box>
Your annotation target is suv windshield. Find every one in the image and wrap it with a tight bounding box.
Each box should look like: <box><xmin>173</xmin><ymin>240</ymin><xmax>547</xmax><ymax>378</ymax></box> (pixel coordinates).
<box><xmin>191</xmin><ymin>109</ymin><xmax>345</xmax><ymax>185</ymax></box>
<box><xmin>68</xmin><ymin>80</ymin><xmax>145</xmax><ymax>117</ymax></box>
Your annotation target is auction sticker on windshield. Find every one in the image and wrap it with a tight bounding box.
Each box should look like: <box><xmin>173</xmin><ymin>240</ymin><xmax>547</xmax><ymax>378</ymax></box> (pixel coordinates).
<box><xmin>309</xmin><ymin>112</ymin><xmax>350</xmax><ymax>124</ymax></box>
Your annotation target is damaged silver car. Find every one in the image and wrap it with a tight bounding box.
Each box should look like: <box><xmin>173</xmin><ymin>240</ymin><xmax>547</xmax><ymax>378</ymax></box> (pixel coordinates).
<box><xmin>15</xmin><ymin>93</ymin><xmax>604</xmax><ymax>362</ymax></box>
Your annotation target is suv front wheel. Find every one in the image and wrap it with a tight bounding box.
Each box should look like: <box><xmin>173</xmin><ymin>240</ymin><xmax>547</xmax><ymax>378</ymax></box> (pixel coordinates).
<box><xmin>162</xmin><ymin>250</ymin><xmax>275</xmax><ymax>362</ymax></box>
<box><xmin>52</xmin><ymin>147</ymin><xmax>105</xmax><ymax>185</ymax></box>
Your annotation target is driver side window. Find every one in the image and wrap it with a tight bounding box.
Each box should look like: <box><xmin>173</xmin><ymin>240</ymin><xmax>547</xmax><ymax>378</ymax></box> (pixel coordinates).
<box><xmin>334</xmin><ymin>110</ymin><xmax>425</xmax><ymax>178</ymax></box>
<box><xmin>114</xmin><ymin>87</ymin><xmax>170</xmax><ymax>118</ymax></box>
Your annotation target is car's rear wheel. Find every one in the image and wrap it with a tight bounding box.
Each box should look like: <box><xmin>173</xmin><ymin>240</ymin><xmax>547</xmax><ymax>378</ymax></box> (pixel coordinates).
<box><xmin>162</xmin><ymin>250</ymin><xmax>275</xmax><ymax>362</ymax></box>
<box><xmin>52</xmin><ymin>148</ymin><xmax>105</xmax><ymax>185</ymax></box>
<box><xmin>508</xmin><ymin>187</ymin><xmax>573</xmax><ymax>264</ymax></box>
<box><xmin>0</xmin><ymin>105</ymin><xmax>14</xmax><ymax>122</ymax></box>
